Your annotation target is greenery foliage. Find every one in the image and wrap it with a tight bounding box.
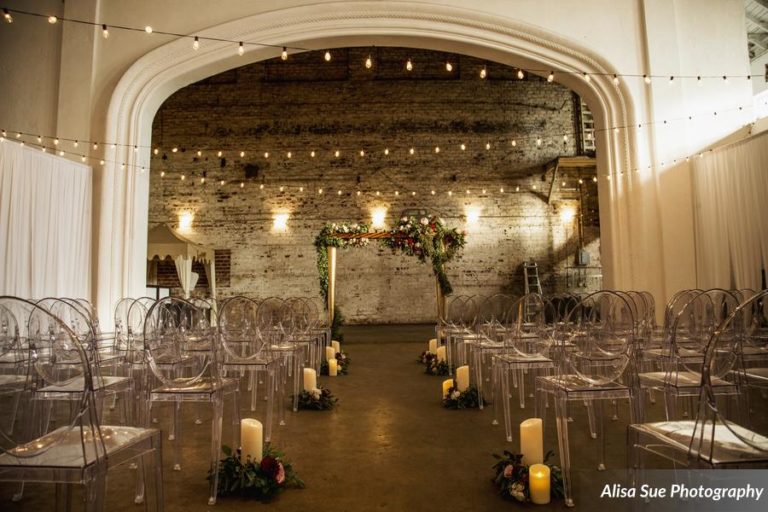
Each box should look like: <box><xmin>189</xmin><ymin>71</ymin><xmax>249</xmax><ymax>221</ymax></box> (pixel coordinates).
<box><xmin>320</xmin><ymin>350</ymin><xmax>350</xmax><ymax>375</ymax></box>
<box><xmin>491</xmin><ymin>450</ymin><xmax>564</xmax><ymax>503</ymax></box>
<box><xmin>209</xmin><ymin>445</ymin><xmax>304</xmax><ymax>500</ymax></box>
<box><xmin>442</xmin><ymin>383</ymin><xmax>483</xmax><ymax>409</ymax></box>
<box><xmin>314</xmin><ymin>223</ymin><xmax>370</xmax><ymax>302</ymax></box>
<box><xmin>331</xmin><ymin>304</ymin><xmax>344</xmax><ymax>342</ymax></box>
<box><xmin>418</xmin><ymin>351</ymin><xmax>451</xmax><ymax>375</ymax></box>
<box><xmin>296</xmin><ymin>386</ymin><xmax>338</xmax><ymax>410</ymax></box>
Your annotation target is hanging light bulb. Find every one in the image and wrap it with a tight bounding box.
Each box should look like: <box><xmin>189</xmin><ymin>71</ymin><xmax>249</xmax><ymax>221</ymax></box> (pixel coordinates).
<box><xmin>536</xmin><ymin>137</ymin><xmax>542</xmax><ymax>146</ymax></box>
<box><xmin>384</xmin><ymin>148</ymin><xmax>389</xmax><ymax>155</ymax></box>
<box><xmin>480</xmin><ymin>66</ymin><xmax>487</xmax><ymax>79</ymax></box>
<box><xmin>515</xmin><ymin>186</ymin><xmax>520</xmax><ymax>192</ymax></box>
<box><xmin>334</xmin><ymin>150</ymin><xmax>340</xmax><ymax>158</ymax></box>
<box><xmin>500</xmin><ymin>187</ymin><xmax>504</xmax><ymax>193</ymax></box>
<box><xmin>668</xmin><ymin>75</ymin><xmax>674</xmax><ymax>85</ymax></box>
<box><xmin>93</xmin><ymin>142</ymin><xmax>98</xmax><ymax>150</ymax></box>
<box><xmin>299</xmin><ymin>186</ymin><xmax>304</xmax><ymax>192</ymax></box>
<box><xmin>240</xmin><ymin>151</ymin><xmax>245</xmax><ymax>157</ymax></box>
<box><xmin>3</xmin><ymin>9</ymin><xmax>13</xmax><ymax>23</ymax></box>
<box><xmin>54</xmin><ymin>138</ymin><xmax>59</xmax><ymax>146</ymax></box>
<box><xmin>359</xmin><ymin>149</ymin><xmax>365</xmax><ymax>157</ymax></box>
<box><xmin>430</xmin><ymin>190</ymin><xmax>435</xmax><ymax>195</ymax></box>
<box><xmin>217</xmin><ymin>150</ymin><xmax>222</xmax><ymax>157</ymax></box>
<box><xmin>310</xmin><ymin>150</ymin><xmax>316</xmax><ymax>158</ymax></box>
<box><xmin>286</xmin><ymin>151</ymin><xmax>292</xmax><ymax>159</ymax></box>
<box><xmin>238</xmin><ymin>42</ymin><xmax>244</xmax><ymax>56</ymax></box>
<box><xmin>511</xmin><ymin>140</ymin><xmax>517</xmax><ymax>147</ymax></box>
<box><xmin>102</xmin><ymin>24</ymin><xmax>109</xmax><ymax>38</ymax></box>
<box><xmin>58</xmin><ymin>150</ymin><xmax>64</xmax><ymax>156</ymax></box>
<box><xmin>324</xmin><ymin>50</ymin><xmax>332</xmax><ymax>62</ymax></box>
<box><xmin>434</xmin><ymin>146</ymin><xmax>440</xmax><ymax>153</ymax></box>
<box><xmin>192</xmin><ymin>36</ymin><xmax>200</xmax><ymax>50</ymax></box>
<box><xmin>240</xmin><ymin>182</ymin><xmax>244</xmax><ymax>188</ymax></box>
<box><xmin>259</xmin><ymin>184</ymin><xmax>264</xmax><ymax>190</ymax></box>
<box><xmin>446</xmin><ymin>61</ymin><xmax>453</xmax><ymax>72</ymax></box>
<box><xmin>100</xmin><ymin>159</ymin><xmax>105</xmax><ymax>165</ymax></box>
<box><xmin>279</xmin><ymin>186</ymin><xmax>284</xmax><ymax>192</ymax></box>
<box><xmin>643</xmin><ymin>74</ymin><xmax>651</xmax><ymax>84</ymax></box>
<box><xmin>197</xmin><ymin>150</ymin><xmax>202</xmax><ymax>157</ymax></box>
<box><xmin>485</xmin><ymin>142</ymin><xmax>491</xmax><ymax>150</ymax></box>
<box><xmin>612</xmin><ymin>74</ymin><xmax>620</xmax><ymax>85</ymax></box>
<box><xmin>318</xmin><ymin>188</ymin><xmax>323</xmax><ymax>194</ymax></box>
<box><xmin>48</xmin><ymin>16</ymin><xmax>57</xmax><ymax>24</ymax></box>
<box><xmin>547</xmin><ymin>71</ymin><xmax>554</xmax><ymax>82</ymax></box>
<box><xmin>517</xmin><ymin>69</ymin><xmax>525</xmax><ymax>80</ymax></box>
<box><xmin>356</xmin><ymin>190</ymin><xmax>361</xmax><ymax>196</ymax></box>
<box><xmin>281</xmin><ymin>47</ymin><xmax>288</xmax><ymax>60</ymax></box>
<box><xmin>160</xmin><ymin>171</ymin><xmax>165</xmax><ymax>177</ymax></box>
<box><xmin>375</xmin><ymin>191</ymin><xmax>380</xmax><ymax>196</ymax></box>
<box><xmin>592</xmin><ymin>176</ymin><xmax>597</xmax><ymax>182</ymax></box>
<box><xmin>411</xmin><ymin>191</ymin><xmax>416</xmax><ymax>196</ymax></box>
<box><xmin>144</xmin><ymin>25</ymin><xmax>153</xmax><ymax>33</ymax></box>
<box><xmin>220</xmin><ymin>180</ymin><xmax>225</xmax><ymax>186</ymax></box>
<box><xmin>583</xmin><ymin>72</ymin><xmax>591</xmax><ymax>82</ymax></box>
<box><xmin>448</xmin><ymin>191</ymin><xmax>453</xmax><ymax>196</ymax></box>
<box><xmin>409</xmin><ymin>147</ymin><xmax>415</xmax><ymax>155</ymax></box>
<box><xmin>722</xmin><ymin>75</ymin><xmax>729</xmax><ymax>84</ymax></box>
<box><xmin>460</xmin><ymin>143</ymin><xmax>466</xmax><ymax>151</ymax></box>
<box><xmin>406</xmin><ymin>59</ymin><xmax>413</xmax><ymax>71</ymax></box>
<box><xmin>181</xmin><ymin>173</ymin><xmax>186</xmax><ymax>180</ymax></box>
<box><xmin>74</xmin><ymin>140</ymin><xmax>79</xmax><ymax>148</ymax></box>
<box><xmin>697</xmin><ymin>76</ymin><xmax>702</xmax><ymax>86</ymax></box>
<box><xmin>200</xmin><ymin>177</ymin><xmax>205</xmax><ymax>183</ymax></box>
<box><xmin>365</xmin><ymin>55</ymin><xmax>372</xmax><ymax>69</ymax></box>
<box><xmin>395</xmin><ymin>191</ymin><xmax>399</xmax><ymax>196</ymax></box>
<box><xmin>263</xmin><ymin>152</ymin><xmax>269</xmax><ymax>159</ymax></box>
<box><xmin>37</xmin><ymin>135</ymin><xmax>42</xmax><ymax>143</ymax></box>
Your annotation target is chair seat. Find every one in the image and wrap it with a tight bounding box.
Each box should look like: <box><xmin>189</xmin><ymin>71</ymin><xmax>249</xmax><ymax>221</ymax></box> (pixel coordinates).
<box><xmin>630</xmin><ymin>420</ymin><xmax>768</xmax><ymax>465</ymax></box>
<box><xmin>0</xmin><ymin>425</ymin><xmax>158</xmax><ymax>469</ymax></box>
<box><xmin>742</xmin><ymin>367</ymin><xmax>768</xmax><ymax>384</ymax></box>
<box><xmin>0</xmin><ymin>374</ymin><xmax>27</xmax><ymax>389</ymax></box>
<box><xmin>38</xmin><ymin>375</ymin><xmax>131</xmax><ymax>394</ymax></box>
<box><xmin>638</xmin><ymin>370</ymin><xmax>733</xmax><ymax>389</ymax></box>
<box><xmin>538</xmin><ymin>374</ymin><xmax>628</xmax><ymax>392</ymax></box>
<box><xmin>151</xmin><ymin>377</ymin><xmax>238</xmax><ymax>394</ymax></box>
<box><xmin>645</xmin><ymin>347</ymin><xmax>703</xmax><ymax>360</ymax></box>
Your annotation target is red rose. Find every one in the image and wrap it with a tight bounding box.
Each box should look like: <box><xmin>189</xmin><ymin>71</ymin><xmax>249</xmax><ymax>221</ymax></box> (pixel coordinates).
<box><xmin>260</xmin><ymin>455</ymin><xmax>281</xmax><ymax>480</ymax></box>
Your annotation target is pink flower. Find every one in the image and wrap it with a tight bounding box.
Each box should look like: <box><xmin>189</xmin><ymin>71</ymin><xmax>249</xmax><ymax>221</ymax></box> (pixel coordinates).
<box><xmin>276</xmin><ymin>462</ymin><xmax>286</xmax><ymax>484</ymax></box>
<box><xmin>503</xmin><ymin>464</ymin><xmax>514</xmax><ymax>478</ymax></box>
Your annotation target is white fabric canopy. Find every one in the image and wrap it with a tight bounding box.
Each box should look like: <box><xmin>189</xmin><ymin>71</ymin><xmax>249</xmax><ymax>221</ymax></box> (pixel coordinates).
<box><xmin>0</xmin><ymin>141</ymin><xmax>92</xmax><ymax>299</ymax></box>
<box><xmin>692</xmin><ymin>130</ymin><xmax>768</xmax><ymax>290</ymax></box>
<box><xmin>147</xmin><ymin>223</ymin><xmax>214</xmax><ymax>299</ymax></box>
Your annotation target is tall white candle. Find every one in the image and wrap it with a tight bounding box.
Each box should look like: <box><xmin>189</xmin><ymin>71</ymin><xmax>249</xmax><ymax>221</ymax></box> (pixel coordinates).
<box><xmin>529</xmin><ymin>463</ymin><xmax>551</xmax><ymax>504</ymax></box>
<box><xmin>520</xmin><ymin>418</ymin><xmax>544</xmax><ymax>465</ymax></box>
<box><xmin>331</xmin><ymin>340</ymin><xmax>340</xmax><ymax>353</ymax></box>
<box><xmin>428</xmin><ymin>338</ymin><xmax>438</xmax><ymax>354</ymax></box>
<box><xmin>442</xmin><ymin>378</ymin><xmax>453</xmax><ymax>398</ymax></box>
<box><xmin>455</xmin><ymin>365</ymin><xmax>470</xmax><ymax>391</ymax></box>
<box><xmin>328</xmin><ymin>358</ymin><xmax>338</xmax><ymax>376</ymax></box>
<box><xmin>325</xmin><ymin>346</ymin><xmax>336</xmax><ymax>361</ymax></box>
<box><xmin>436</xmin><ymin>346</ymin><xmax>446</xmax><ymax>363</ymax></box>
<box><xmin>240</xmin><ymin>418</ymin><xmax>263</xmax><ymax>463</ymax></box>
<box><xmin>303</xmin><ymin>368</ymin><xmax>317</xmax><ymax>391</ymax></box>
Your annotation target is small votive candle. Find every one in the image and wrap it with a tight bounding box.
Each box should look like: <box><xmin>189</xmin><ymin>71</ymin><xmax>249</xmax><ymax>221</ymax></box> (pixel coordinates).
<box><xmin>328</xmin><ymin>358</ymin><xmax>338</xmax><ymax>376</ymax></box>
<box><xmin>428</xmin><ymin>338</ymin><xmax>438</xmax><ymax>354</ymax></box>
<box><xmin>303</xmin><ymin>368</ymin><xmax>317</xmax><ymax>391</ymax></box>
<box><xmin>529</xmin><ymin>463</ymin><xmax>551</xmax><ymax>504</ymax></box>
<box><xmin>442</xmin><ymin>378</ymin><xmax>453</xmax><ymax>398</ymax></box>
<box><xmin>325</xmin><ymin>346</ymin><xmax>336</xmax><ymax>361</ymax></box>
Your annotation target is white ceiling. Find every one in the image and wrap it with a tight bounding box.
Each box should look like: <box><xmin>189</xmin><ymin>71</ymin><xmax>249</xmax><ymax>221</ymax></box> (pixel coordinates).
<box><xmin>746</xmin><ymin>0</ymin><xmax>768</xmax><ymax>60</ymax></box>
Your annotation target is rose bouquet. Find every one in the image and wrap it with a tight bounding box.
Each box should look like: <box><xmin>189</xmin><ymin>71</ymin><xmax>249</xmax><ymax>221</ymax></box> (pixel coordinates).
<box><xmin>296</xmin><ymin>386</ymin><xmax>338</xmax><ymax>410</ymax></box>
<box><xmin>442</xmin><ymin>382</ymin><xmax>483</xmax><ymax>409</ymax></box>
<box><xmin>491</xmin><ymin>450</ymin><xmax>564</xmax><ymax>503</ymax></box>
<box><xmin>209</xmin><ymin>445</ymin><xmax>304</xmax><ymax>500</ymax></box>
<box><xmin>419</xmin><ymin>352</ymin><xmax>451</xmax><ymax>375</ymax></box>
<box><xmin>320</xmin><ymin>350</ymin><xmax>350</xmax><ymax>375</ymax></box>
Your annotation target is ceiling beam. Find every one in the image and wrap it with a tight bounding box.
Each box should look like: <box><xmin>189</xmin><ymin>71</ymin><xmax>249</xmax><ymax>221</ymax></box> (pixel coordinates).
<box><xmin>752</xmin><ymin>0</ymin><xmax>768</xmax><ymax>11</ymax></box>
<box><xmin>749</xmin><ymin>33</ymin><xmax>768</xmax><ymax>51</ymax></box>
<box><xmin>747</xmin><ymin>12</ymin><xmax>768</xmax><ymax>33</ymax></box>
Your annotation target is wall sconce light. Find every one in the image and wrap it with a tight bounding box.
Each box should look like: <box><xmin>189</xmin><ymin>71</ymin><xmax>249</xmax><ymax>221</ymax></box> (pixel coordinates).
<box><xmin>272</xmin><ymin>213</ymin><xmax>289</xmax><ymax>232</ymax></box>
<box><xmin>560</xmin><ymin>206</ymin><xmax>576</xmax><ymax>223</ymax></box>
<box><xmin>465</xmin><ymin>205</ymin><xmax>481</xmax><ymax>226</ymax></box>
<box><xmin>178</xmin><ymin>211</ymin><xmax>194</xmax><ymax>232</ymax></box>
<box><xmin>371</xmin><ymin>207</ymin><xmax>387</xmax><ymax>229</ymax></box>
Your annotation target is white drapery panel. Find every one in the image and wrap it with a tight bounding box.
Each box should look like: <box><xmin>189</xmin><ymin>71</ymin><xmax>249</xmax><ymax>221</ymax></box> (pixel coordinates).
<box><xmin>692</xmin><ymin>131</ymin><xmax>768</xmax><ymax>290</ymax></box>
<box><xmin>173</xmin><ymin>256</ymin><xmax>194</xmax><ymax>299</ymax></box>
<box><xmin>0</xmin><ymin>141</ymin><xmax>92</xmax><ymax>299</ymax></box>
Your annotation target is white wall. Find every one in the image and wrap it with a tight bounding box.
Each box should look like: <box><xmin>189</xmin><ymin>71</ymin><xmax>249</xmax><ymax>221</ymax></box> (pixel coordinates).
<box><xmin>0</xmin><ymin>0</ymin><xmax>756</xmax><ymax>322</ymax></box>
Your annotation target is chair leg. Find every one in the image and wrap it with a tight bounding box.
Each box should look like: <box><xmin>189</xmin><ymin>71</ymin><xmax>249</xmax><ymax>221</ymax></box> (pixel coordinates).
<box><xmin>172</xmin><ymin>402</ymin><xmax>182</xmax><ymax>471</ymax></box>
<box><xmin>502</xmin><ymin>367</ymin><xmax>513</xmax><ymax>442</ymax></box>
<box><xmin>554</xmin><ymin>394</ymin><xmax>575</xmax><ymax>507</ymax></box>
<box><xmin>154</xmin><ymin>437</ymin><xmax>165</xmax><ymax>512</ymax></box>
<box><xmin>596</xmin><ymin>399</ymin><xmax>606</xmax><ymax>471</ymax></box>
<box><xmin>84</xmin><ymin>472</ymin><xmax>107</xmax><ymax>512</ymax></box>
<box><xmin>134</xmin><ymin>455</ymin><xmax>146</xmax><ymax>505</ymax></box>
<box><xmin>208</xmin><ymin>397</ymin><xmax>225</xmax><ymax>505</ymax></box>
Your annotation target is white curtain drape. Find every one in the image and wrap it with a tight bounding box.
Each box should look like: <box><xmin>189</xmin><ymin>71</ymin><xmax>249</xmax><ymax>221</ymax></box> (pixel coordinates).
<box><xmin>692</xmin><ymin>131</ymin><xmax>768</xmax><ymax>290</ymax></box>
<box><xmin>0</xmin><ymin>141</ymin><xmax>92</xmax><ymax>299</ymax></box>
<box><xmin>173</xmin><ymin>255</ymin><xmax>194</xmax><ymax>298</ymax></box>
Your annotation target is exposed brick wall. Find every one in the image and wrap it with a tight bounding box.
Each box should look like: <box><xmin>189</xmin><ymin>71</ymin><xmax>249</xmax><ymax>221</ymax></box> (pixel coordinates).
<box><xmin>148</xmin><ymin>47</ymin><xmax>601</xmax><ymax>323</ymax></box>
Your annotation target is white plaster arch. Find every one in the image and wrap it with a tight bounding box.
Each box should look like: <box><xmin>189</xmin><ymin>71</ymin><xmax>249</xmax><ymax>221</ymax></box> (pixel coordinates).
<box><xmin>97</xmin><ymin>1</ymin><xmax>646</xmax><ymax>326</ymax></box>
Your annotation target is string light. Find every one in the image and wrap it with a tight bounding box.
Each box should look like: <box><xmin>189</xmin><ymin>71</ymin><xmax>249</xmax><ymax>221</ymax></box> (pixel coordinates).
<box><xmin>644</xmin><ymin>74</ymin><xmax>651</xmax><ymax>84</ymax></box>
<box><xmin>263</xmin><ymin>152</ymin><xmax>269</xmax><ymax>159</ymax></box>
<box><xmin>511</xmin><ymin>140</ymin><xmax>517</xmax><ymax>147</ymax></box>
<box><xmin>197</xmin><ymin>150</ymin><xmax>202</xmax><ymax>156</ymax></box>
<box><xmin>102</xmin><ymin>24</ymin><xmax>109</xmax><ymax>38</ymax></box>
<box><xmin>460</xmin><ymin>143</ymin><xmax>466</xmax><ymax>151</ymax></box>
<box><xmin>409</xmin><ymin>147</ymin><xmax>415</xmax><ymax>155</ymax></box>
<box><xmin>74</xmin><ymin>140</ymin><xmax>79</xmax><ymax>148</ymax></box>
<box><xmin>238</xmin><ymin>42</ymin><xmax>244</xmax><ymax>56</ymax></box>
<box><xmin>318</xmin><ymin>188</ymin><xmax>323</xmax><ymax>194</ymax></box>
<box><xmin>144</xmin><ymin>25</ymin><xmax>152</xmax><ymax>33</ymax></box>
<box><xmin>217</xmin><ymin>150</ymin><xmax>222</xmax><ymax>157</ymax></box>
<box><xmin>93</xmin><ymin>142</ymin><xmax>98</xmax><ymax>150</ymax></box>
<box><xmin>3</xmin><ymin>8</ymin><xmax>13</xmax><ymax>23</ymax></box>
<box><xmin>281</xmin><ymin>47</ymin><xmax>288</xmax><ymax>61</ymax></box>
<box><xmin>668</xmin><ymin>75</ymin><xmax>674</xmax><ymax>85</ymax></box>
<box><xmin>287</xmin><ymin>151</ymin><xmax>292</xmax><ymax>159</ymax></box>
<box><xmin>612</xmin><ymin>74</ymin><xmax>619</xmax><ymax>85</ymax></box>
<box><xmin>160</xmin><ymin>171</ymin><xmax>165</xmax><ymax>177</ymax></box>
<box><xmin>480</xmin><ymin>66</ymin><xmax>487</xmax><ymax>79</ymax></box>
<box><xmin>359</xmin><ymin>149</ymin><xmax>365</xmax><ymax>157</ymax></box>
<box><xmin>500</xmin><ymin>187</ymin><xmax>504</xmax><ymax>193</ymax></box>
<box><xmin>431</xmin><ymin>190</ymin><xmax>435</xmax><ymax>195</ymax></box>
<box><xmin>485</xmin><ymin>142</ymin><xmax>491</xmax><ymax>150</ymax></box>
<box><xmin>536</xmin><ymin>138</ymin><xmax>542</xmax><ymax>146</ymax></box>
<box><xmin>384</xmin><ymin>148</ymin><xmax>389</xmax><ymax>155</ymax></box>
<box><xmin>515</xmin><ymin>186</ymin><xmax>520</xmax><ymax>192</ymax></box>
<box><xmin>240</xmin><ymin>151</ymin><xmax>245</xmax><ymax>157</ymax></box>
<box><xmin>356</xmin><ymin>190</ymin><xmax>361</xmax><ymax>196</ymax></box>
<box><xmin>324</xmin><ymin>51</ymin><xmax>331</xmax><ymax>62</ymax></box>
<box><xmin>406</xmin><ymin>59</ymin><xmax>413</xmax><ymax>71</ymax></box>
<box><xmin>334</xmin><ymin>150</ymin><xmax>340</xmax><ymax>158</ymax></box>
<box><xmin>37</xmin><ymin>135</ymin><xmax>42</xmax><ymax>143</ymax></box>
<box><xmin>583</xmin><ymin>72</ymin><xmax>591</xmax><ymax>82</ymax></box>
<box><xmin>240</xmin><ymin>182</ymin><xmax>244</xmax><ymax>188</ymax></box>
<box><xmin>434</xmin><ymin>146</ymin><xmax>440</xmax><ymax>153</ymax></box>
<box><xmin>310</xmin><ymin>150</ymin><xmax>316</xmax><ymax>157</ymax></box>
<box><xmin>48</xmin><ymin>15</ymin><xmax>57</xmax><ymax>24</ymax></box>
<box><xmin>259</xmin><ymin>184</ymin><xmax>264</xmax><ymax>190</ymax></box>
<box><xmin>365</xmin><ymin>55</ymin><xmax>372</xmax><ymax>69</ymax></box>
<box><xmin>192</xmin><ymin>36</ymin><xmax>199</xmax><ymax>50</ymax></box>
<box><xmin>517</xmin><ymin>69</ymin><xmax>525</xmax><ymax>80</ymax></box>
<box><xmin>54</xmin><ymin>138</ymin><xmax>59</xmax><ymax>145</ymax></box>
<box><xmin>172</xmin><ymin>147</ymin><xmax>178</xmax><ymax>153</ymax></box>
<box><xmin>547</xmin><ymin>71</ymin><xmax>554</xmax><ymax>82</ymax></box>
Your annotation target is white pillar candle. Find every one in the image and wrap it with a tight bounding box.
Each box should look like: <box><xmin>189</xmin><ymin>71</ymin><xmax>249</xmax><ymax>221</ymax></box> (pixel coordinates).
<box><xmin>331</xmin><ymin>340</ymin><xmax>340</xmax><ymax>353</ymax></box>
<box><xmin>520</xmin><ymin>418</ymin><xmax>544</xmax><ymax>465</ymax></box>
<box><xmin>436</xmin><ymin>346</ymin><xmax>446</xmax><ymax>363</ymax></box>
<box><xmin>428</xmin><ymin>338</ymin><xmax>438</xmax><ymax>354</ymax></box>
<box><xmin>442</xmin><ymin>378</ymin><xmax>454</xmax><ymax>398</ymax></box>
<box><xmin>325</xmin><ymin>346</ymin><xmax>336</xmax><ymax>361</ymax></box>
<box><xmin>529</xmin><ymin>463</ymin><xmax>551</xmax><ymax>504</ymax></box>
<box><xmin>328</xmin><ymin>358</ymin><xmax>338</xmax><ymax>376</ymax></box>
<box><xmin>303</xmin><ymin>368</ymin><xmax>317</xmax><ymax>391</ymax></box>
<box><xmin>240</xmin><ymin>418</ymin><xmax>263</xmax><ymax>463</ymax></box>
<box><xmin>455</xmin><ymin>365</ymin><xmax>470</xmax><ymax>391</ymax></box>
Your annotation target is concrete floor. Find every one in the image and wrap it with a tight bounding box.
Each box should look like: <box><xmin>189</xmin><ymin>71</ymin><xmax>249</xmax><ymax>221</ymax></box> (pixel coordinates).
<box><xmin>2</xmin><ymin>324</ymin><xmax>755</xmax><ymax>511</ymax></box>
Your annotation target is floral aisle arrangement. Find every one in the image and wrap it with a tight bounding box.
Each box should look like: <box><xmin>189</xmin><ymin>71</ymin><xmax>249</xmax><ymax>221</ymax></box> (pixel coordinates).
<box><xmin>320</xmin><ymin>350</ymin><xmax>351</xmax><ymax>375</ymax></box>
<box><xmin>382</xmin><ymin>215</ymin><xmax>466</xmax><ymax>295</ymax></box>
<box><xmin>442</xmin><ymin>382</ymin><xmax>483</xmax><ymax>409</ymax></box>
<box><xmin>297</xmin><ymin>387</ymin><xmax>338</xmax><ymax>410</ymax></box>
<box><xmin>491</xmin><ymin>451</ymin><xmax>564</xmax><ymax>503</ymax></box>
<box><xmin>314</xmin><ymin>222</ymin><xmax>370</xmax><ymax>301</ymax></box>
<box><xmin>418</xmin><ymin>352</ymin><xmax>451</xmax><ymax>375</ymax></box>
<box><xmin>209</xmin><ymin>445</ymin><xmax>304</xmax><ymax>500</ymax></box>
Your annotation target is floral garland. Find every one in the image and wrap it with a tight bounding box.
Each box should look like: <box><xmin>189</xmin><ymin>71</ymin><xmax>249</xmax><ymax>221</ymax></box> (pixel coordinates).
<box><xmin>381</xmin><ymin>215</ymin><xmax>466</xmax><ymax>295</ymax></box>
<box><xmin>297</xmin><ymin>386</ymin><xmax>338</xmax><ymax>410</ymax></box>
<box><xmin>492</xmin><ymin>451</ymin><xmax>564</xmax><ymax>503</ymax></box>
<box><xmin>209</xmin><ymin>445</ymin><xmax>304</xmax><ymax>500</ymax></box>
<box><xmin>418</xmin><ymin>352</ymin><xmax>451</xmax><ymax>375</ymax></box>
<box><xmin>320</xmin><ymin>350</ymin><xmax>350</xmax><ymax>375</ymax></box>
<box><xmin>442</xmin><ymin>383</ymin><xmax>483</xmax><ymax>409</ymax></box>
<box><xmin>315</xmin><ymin>222</ymin><xmax>370</xmax><ymax>301</ymax></box>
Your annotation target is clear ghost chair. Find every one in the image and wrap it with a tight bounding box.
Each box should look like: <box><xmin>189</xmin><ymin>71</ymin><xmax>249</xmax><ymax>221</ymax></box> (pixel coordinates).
<box><xmin>447</xmin><ymin>295</ymin><xmax>483</xmax><ymax>369</ymax></box>
<box><xmin>636</xmin><ymin>289</ymin><xmax>741</xmax><ymax>422</ymax></box>
<box><xmin>0</xmin><ymin>297</ymin><xmax>164</xmax><ymax>511</ymax></box>
<box><xmin>441</xmin><ymin>295</ymin><xmax>469</xmax><ymax>368</ymax></box>
<box><xmin>217</xmin><ymin>296</ymin><xmax>279</xmax><ymax>434</ymax></box>
<box><xmin>143</xmin><ymin>297</ymin><xmax>239</xmax><ymax>505</ymax></box>
<box><xmin>492</xmin><ymin>294</ymin><xmax>556</xmax><ymax>439</ymax></box>
<box><xmin>535</xmin><ymin>290</ymin><xmax>637</xmax><ymax>507</ymax></box>
<box><xmin>628</xmin><ymin>289</ymin><xmax>768</xmax><ymax>472</ymax></box>
<box><xmin>0</xmin><ymin>303</ymin><xmax>30</xmax><ymax>437</ymax></box>
<box><xmin>257</xmin><ymin>297</ymin><xmax>303</xmax><ymax>414</ymax></box>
